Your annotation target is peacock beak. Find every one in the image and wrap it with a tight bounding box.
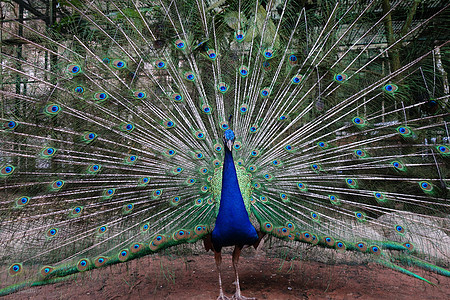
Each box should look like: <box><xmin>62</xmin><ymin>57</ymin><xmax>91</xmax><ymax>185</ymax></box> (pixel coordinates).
<box><xmin>226</xmin><ymin>139</ymin><xmax>234</xmax><ymax>151</ymax></box>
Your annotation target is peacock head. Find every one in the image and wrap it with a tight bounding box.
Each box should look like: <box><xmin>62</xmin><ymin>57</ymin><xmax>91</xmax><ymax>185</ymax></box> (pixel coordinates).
<box><xmin>223</xmin><ymin>129</ymin><xmax>235</xmax><ymax>151</ymax></box>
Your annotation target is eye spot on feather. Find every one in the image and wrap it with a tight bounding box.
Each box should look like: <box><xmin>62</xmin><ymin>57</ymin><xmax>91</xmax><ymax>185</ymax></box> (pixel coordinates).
<box><xmin>323</xmin><ymin>236</ymin><xmax>335</xmax><ymax>247</ymax></box>
<box><xmin>46</xmin><ymin>228</ymin><xmax>58</xmax><ymax>238</ymax></box>
<box><xmin>356</xmin><ymin>242</ymin><xmax>367</xmax><ymax>252</ymax></box>
<box><xmin>98</xmin><ymin>225</ymin><xmax>107</xmax><ymax>235</ymax></box>
<box><xmin>155</xmin><ymin>60</ymin><xmax>166</xmax><ymax>69</ymax></box>
<box><xmin>153</xmin><ymin>189</ymin><xmax>162</xmax><ymax>198</ymax></box>
<box><xmin>354</xmin><ymin>149</ymin><xmax>367</xmax><ymax>158</ymax></box>
<box><xmin>9</xmin><ymin>263</ymin><xmax>22</xmax><ymax>276</ymax></box>
<box><xmin>4</xmin><ymin>120</ymin><xmax>18</xmax><ymax>130</ymax></box>
<box><xmin>346</xmin><ymin>178</ymin><xmax>357</xmax><ymax>188</ymax></box>
<box><xmin>297</xmin><ymin>182</ymin><xmax>307</xmax><ymax>191</ymax></box>
<box><xmin>44</xmin><ymin>104</ymin><xmax>61</xmax><ymax>116</ymax></box>
<box><xmin>217</xmin><ymin>82</ymin><xmax>229</xmax><ymax>93</ymax></box>
<box><xmin>175</xmin><ymin>39</ymin><xmax>186</xmax><ymax>49</ymax></box>
<box><xmin>291</xmin><ymin>74</ymin><xmax>302</xmax><ymax>84</ymax></box>
<box><xmin>302</xmin><ymin>232</ymin><xmax>313</xmax><ymax>242</ymax></box>
<box><xmin>403</xmin><ymin>242</ymin><xmax>414</xmax><ymax>251</ymax></box>
<box><xmin>263</xmin><ymin>48</ymin><xmax>274</xmax><ymax>59</ymax></box>
<box><xmin>163</xmin><ymin>120</ymin><xmax>175</xmax><ymax>129</ymax></box>
<box><xmin>310</xmin><ymin>212</ymin><xmax>320</xmax><ymax>222</ymax></box>
<box><xmin>249</xmin><ymin>125</ymin><xmax>259</xmax><ymax>133</ymax></box>
<box><xmin>317</xmin><ymin>141</ymin><xmax>328</xmax><ymax>149</ymax></box>
<box><xmin>95</xmin><ymin>257</ymin><xmax>108</xmax><ymax>267</ymax></box>
<box><xmin>93</xmin><ymin>92</ymin><xmax>109</xmax><ymax>102</ymax></box>
<box><xmin>138</xmin><ymin>177</ymin><xmax>150</xmax><ymax>186</ymax></box>
<box><xmin>263</xmin><ymin>173</ymin><xmax>273</xmax><ymax>181</ymax></box>
<box><xmin>125</xmin><ymin>155</ymin><xmax>138</xmax><ymax>165</ymax></box>
<box><xmin>82</xmin><ymin>132</ymin><xmax>97</xmax><ymax>144</ymax></box>
<box><xmin>67</xmin><ymin>64</ymin><xmax>82</xmax><ymax>75</ymax></box>
<box><xmin>220</xmin><ymin>122</ymin><xmax>229</xmax><ymax>130</ymax></box>
<box><xmin>239</xmin><ymin>65</ymin><xmax>249</xmax><ymax>77</ymax></box>
<box><xmin>1</xmin><ymin>165</ymin><xmax>15</xmax><ymax>176</ymax></box>
<box><xmin>184</xmin><ymin>71</ymin><xmax>195</xmax><ymax>81</ymax></box>
<box><xmin>77</xmin><ymin>259</ymin><xmax>90</xmax><ymax>271</ymax></box>
<box><xmin>207</xmin><ymin>49</ymin><xmax>217</xmax><ymax>60</ymax></box>
<box><xmin>171</xmin><ymin>196</ymin><xmax>181</xmax><ymax>206</ymax></box>
<box><xmin>329</xmin><ymin>195</ymin><xmax>340</xmax><ymax>205</ymax></box>
<box><xmin>395</xmin><ymin>225</ymin><xmax>405</xmax><ymax>234</ymax></box>
<box><xmin>334</xmin><ymin>73</ymin><xmax>347</xmax><ymax>82</ymax></box>
<box><xmin>123</xmin><ymin>203</ymin><xmax>134</xmax><ymax>214</ymax></box>
<box><xmin>141</xmin><ymin>223</ymin><xmax>149</xmax><ymax>232</ymax></box>
<box><xmin>118</xmin><ymin>250</ymin><xmax>129</xmax><ymax>261</ymax></box>
<box><xmin>370</xmin><ymin>245</ymin><xmax>381</xmax><ymax>255</ymax></box>
<box><xmin>103</xmin><ymin>188</ymin><xmax>115</xmax><ymax>199</ymax></box>
<box><xmin>311</xmin><ymin>164</ymin><xmax>321</xmax><ymax>172</ymax></box>
<box><xmin>239</xmin><ymin>104</ymin><xmax>248</xmax><ymax>113</ymax></box>
<box><xmin>354</xmin><ymin>211</ymin><xmax>366</xmax><ymax>222</ymax></box>
<box><xmin>112</xmin><ymin>59</ymin><xmax>126</xmax><ymax>69</ymax></box>
<box><xmin>437</xmin><ymin>145</ymin><xmax>449</xmax><ymax>155</ymax></box>
<box><xmin>131</xmin><ymin>243</ymin><xmax>143</xmax><ymax>254</ymax></box>
<box><xmin>383</xmin><ymin>83</ymin><xmax>398</xmax><ymax>93</ymax></box>
<box><xmin>195</xmin><ymin>225</ymin><xmax>208</xmax><ymax>235</ymax></box>
<box><xmin>397</xmin><ymin>126</ymin><xmax>412</xmax><ymax>137</ymax></box>
<box><xmin>16</xmin><ymin>196</ymin><xmax>30</xmax><ymax>207</ymax></box>
<box><xmin>263</xmin><ymin>222</ymin><xmax>273</xmax><ymax>232</ymax></box>
<box><xmin>40</xmin><ymin>266</ymin><xmax>54</xmax><ymax>277</ymax></box>
<box><xmin>280</xmin><ymin>193</ymin><xmax>289</xmax><ymax>203</ymax></box>
<box><xmin>335</xmin><ymin>241</ymin><xmax>346</xmax><ymax>251</ymax></box>
<box><xmin>235</xmin><ymin>30</ymin><xmax>245</xmax><ymax>41</ymax></box>
<box><xmin>260</xmin><ymin>88</ymin><xmax>270</xmax><ymax>97</ymax></box>
<box><xmin>391</xmin><ymin>161</ymin><xmax>404</xmax><ymax>170</ymax></box>
<box><xmin>352</xmin><ymin>116</ymin><xmax>367</xmax><ymax>127</ymax></box>
<box><xmin>172</xmin><ymin>167</ymin><xmax>183</xmax><ymax>175</ymax></box>
<box><xmin>374</xmin><ymin>192</ymin><xmax>387</xmax><ymax>203</ymax></box>
<box><xmin>170</xmin><ymin>93</ymin><xmax>183</xmax><ymax>103</ymax></box>
<box><xmin>251</xmin><ymin>150</ymin><xmax>260</xmax><ymax>157</ymax></box>
<box><xmin>74</xmin><ymin>86</ymin><xmax>84</xmax><ymax>94</ymax></box>
<box><xmin>419</xmin><ymin>181</ymin><xmax>432</xmax><ymax>192</ymax></box>
<box><xmin>71</xmin><ymin>206</ymin><xmax>83</xmax><ymax>217</ymax></box>
<box><xmin>50</xmin><ymin>180</ymin><xmax>64</xmax><ymax>190</ymax></box>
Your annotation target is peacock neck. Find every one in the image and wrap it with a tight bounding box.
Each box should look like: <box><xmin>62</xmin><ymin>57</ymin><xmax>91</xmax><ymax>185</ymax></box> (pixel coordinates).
<box><xmin>220</xmin><ymin>146</ymin><xmax>244</xmax><ymax>211</ymax></box>
<box><xmin>211</xmin><ymin>146</ymin><xmax>258</xmax><ymax>251</ymax></box>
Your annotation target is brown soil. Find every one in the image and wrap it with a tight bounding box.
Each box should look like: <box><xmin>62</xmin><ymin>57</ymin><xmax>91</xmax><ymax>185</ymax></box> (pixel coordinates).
<box><xmin>4</xmin><ymin>252</ymin><xmax>449</xmax><ymax>300</ymax></box>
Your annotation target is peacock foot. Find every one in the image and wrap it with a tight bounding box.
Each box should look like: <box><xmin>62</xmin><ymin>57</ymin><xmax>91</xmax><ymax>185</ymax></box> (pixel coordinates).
<box><xmin>231</xmin><ymin>293</ymin><xmax>256</xmax><ymax>300</ymax></box>
<box><xmin>217</xmin><ymin>294</ymin><xmax>231</xmax><ymax>300</ymax></box>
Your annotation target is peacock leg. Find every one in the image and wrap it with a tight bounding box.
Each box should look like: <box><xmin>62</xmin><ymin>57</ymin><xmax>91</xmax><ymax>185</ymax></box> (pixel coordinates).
<box><xmin>232</xmin><ymin>246</ymin><xmax>255</xmax><ymax>300</ymax></box>
<box><xmin>215</xmin><ymin>250</ymin><xmax>230</xmax><ymax>300</ymax></box>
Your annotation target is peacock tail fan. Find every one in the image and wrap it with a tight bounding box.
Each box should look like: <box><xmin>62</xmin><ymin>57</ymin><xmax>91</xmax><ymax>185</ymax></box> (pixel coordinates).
<box><xmin>0</xmin><ymin>0</ymin><xmax>449</xmax><ymax>296</ymax></box>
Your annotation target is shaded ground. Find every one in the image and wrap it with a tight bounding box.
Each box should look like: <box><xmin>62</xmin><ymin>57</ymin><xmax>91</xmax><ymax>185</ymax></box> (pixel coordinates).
<box><xmin>4</xmin><ymin>252</ymin><xmax>449</xmax><ymax>299</ymax></box>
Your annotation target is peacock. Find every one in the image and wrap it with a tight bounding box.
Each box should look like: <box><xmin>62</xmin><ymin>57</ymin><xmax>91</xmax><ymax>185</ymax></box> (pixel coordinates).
<box><xmin>0</xmin><ymin>0</ymin><xmax>449</xmax><ymax>298</ymax></box>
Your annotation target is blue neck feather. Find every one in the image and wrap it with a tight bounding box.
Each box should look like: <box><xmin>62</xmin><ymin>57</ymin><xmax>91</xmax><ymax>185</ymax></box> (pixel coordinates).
<box><xmin>211</xmin><ymin>146</ymin><xmax>258</xmax><ymax>251</ymax></box>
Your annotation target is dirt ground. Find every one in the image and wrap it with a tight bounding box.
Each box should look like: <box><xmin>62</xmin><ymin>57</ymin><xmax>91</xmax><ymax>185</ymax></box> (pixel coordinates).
<box><xmin>4</xmin><ymin>251</ymin><xmax>449</xmax><ymax>300</ymax></box>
